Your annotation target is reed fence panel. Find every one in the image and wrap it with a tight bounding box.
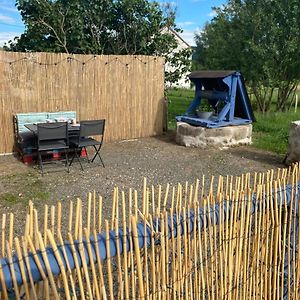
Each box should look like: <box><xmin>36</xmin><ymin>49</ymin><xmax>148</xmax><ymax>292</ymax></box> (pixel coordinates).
<box><xmin>0</xmin><ymin>51</ymin><xmax>165</xmax><ymax>154</ymax></box>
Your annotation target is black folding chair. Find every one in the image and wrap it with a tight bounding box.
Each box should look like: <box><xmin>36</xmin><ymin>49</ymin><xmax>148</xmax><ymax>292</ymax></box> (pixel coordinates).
<box><xmin>69</xmin><ymin>119</ymin><xmax>105</xmax><ymax>170</ymax></box>
<box><xmin>37</xmin><ymin>122</ymin><xmax>69</xmax><ymax>176</ymax></box>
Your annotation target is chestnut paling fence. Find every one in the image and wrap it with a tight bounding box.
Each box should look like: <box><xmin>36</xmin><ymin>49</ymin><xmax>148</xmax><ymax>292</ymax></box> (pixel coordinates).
<box><xmin>0</xmin><ymin>165</ymin><xmax>300</xmax><ymax>299</ymax></box>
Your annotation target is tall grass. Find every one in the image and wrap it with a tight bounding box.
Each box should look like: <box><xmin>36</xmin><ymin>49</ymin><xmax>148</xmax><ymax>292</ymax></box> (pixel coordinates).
<box><xmin>252</xmin><ymin>111</ymin><xmax>300</xmax><ymax>154</ymax></box>
<box><xmin>167</xmin><ymin>88</ymin><xmax>300</xmax><ymax>154</ymax></box>
<box><xmin>166</xmin><ymin>89</ymin><xmax>194</xmax><ymax>130</ymax></box>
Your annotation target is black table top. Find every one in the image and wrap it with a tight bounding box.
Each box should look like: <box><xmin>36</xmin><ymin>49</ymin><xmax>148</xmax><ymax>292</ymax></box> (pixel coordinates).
<box><xmin>25</xmin><ymin>123</ymin><xmax>80</xmax><ymax>134</ymax></box>
<box><xmin>24</xmin><ymin>124</ymin><xmax>80</xmax><ymax>132</ymax></box>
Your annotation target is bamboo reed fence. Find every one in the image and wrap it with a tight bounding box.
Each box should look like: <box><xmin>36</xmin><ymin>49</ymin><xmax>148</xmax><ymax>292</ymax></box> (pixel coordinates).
<box><xmin>0</xmin><ymin>51</ymin><xmax>165</xmax><ymax>154</ymax></box>
<box><xmin>0</xmin><ymin>164</ymin><xmax>300</xmax><ymax>299</ymax></box>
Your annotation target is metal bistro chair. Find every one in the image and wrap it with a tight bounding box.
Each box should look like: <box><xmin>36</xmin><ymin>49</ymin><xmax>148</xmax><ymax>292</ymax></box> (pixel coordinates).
<box><xmin>37</xmin><ymin>122</ymin><xmax>69</xmax><ymax>175</ymax></box>
<box><xmin>69</xmin><ymin>119</ymin><xmax>105</xmax><ymax>170</ymax></box>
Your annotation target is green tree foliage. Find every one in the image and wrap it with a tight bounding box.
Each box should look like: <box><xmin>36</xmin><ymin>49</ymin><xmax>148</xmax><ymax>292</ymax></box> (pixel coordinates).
<box><xmin>194</xmin><ymin>0</ymin><xmax>300</xmax><ymax>112</ymax></box>
<box><xmin>4</xmin><ymin>0</ymin><xmax>191</xmax><ymax>85</ymax></box>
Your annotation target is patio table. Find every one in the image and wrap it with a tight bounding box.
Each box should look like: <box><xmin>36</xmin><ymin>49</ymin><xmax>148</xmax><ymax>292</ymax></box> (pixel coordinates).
<box><xmin>25</xmin><ymin>123</ymin><xmax>80</xmax><ymax>138</ymax></box>
<box><xmin>24</xmin><ymin>123</ymin><xmax>81</xmax><ymax>163</ymax></box>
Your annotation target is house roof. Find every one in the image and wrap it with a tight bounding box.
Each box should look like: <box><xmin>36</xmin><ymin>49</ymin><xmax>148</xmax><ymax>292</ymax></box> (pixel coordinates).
<box><xmin>163</xmin><ymin>27</ymin><xmax>191</xmax><ymax>48</ymax></box>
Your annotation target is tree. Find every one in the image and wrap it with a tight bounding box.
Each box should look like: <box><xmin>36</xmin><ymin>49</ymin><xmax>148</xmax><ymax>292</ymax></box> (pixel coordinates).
<box><xmin>194</xmin><ymin>0</ymin><xmax>300</xmax><ymax>113</ymax></box>
<box><xmin>4</xmin><ymin>0</ymin><xmax>191</xmax><ymax>86</ymax></box>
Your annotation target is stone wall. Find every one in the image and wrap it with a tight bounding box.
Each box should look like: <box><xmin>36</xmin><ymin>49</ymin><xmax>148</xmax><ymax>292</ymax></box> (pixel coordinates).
<box><xmin>176</xmin><ymin>122</ymin><xmax>252</xmax><ymax>149</ymax></box>
<box><xmin>285</xmin><ymin>121</ymin><xmax>300</xmax><ymax>165</ymax></box>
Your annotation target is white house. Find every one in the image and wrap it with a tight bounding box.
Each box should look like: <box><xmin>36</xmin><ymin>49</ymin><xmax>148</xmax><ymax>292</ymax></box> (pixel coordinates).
<box><xmin>162</xmin><ymin>27</ymin><xmax>192</xmax><ymax>88</ymax></box>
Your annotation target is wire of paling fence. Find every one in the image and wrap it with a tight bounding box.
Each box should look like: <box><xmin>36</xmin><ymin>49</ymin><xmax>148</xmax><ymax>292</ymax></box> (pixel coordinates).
<box><xmin>0</xmin><ymin>165</ymin><xmax>299</xmax><ymax>299</ymax></box>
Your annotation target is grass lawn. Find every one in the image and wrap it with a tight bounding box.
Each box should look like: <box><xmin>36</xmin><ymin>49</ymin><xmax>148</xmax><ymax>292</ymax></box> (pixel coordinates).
<box><xmin>252</xmin><ymin>111</ymin><xmax>300</xmax><ymax>154</ymax></box>
<box><xmin>166</xmin><ymin>88</ymin><xmax>194</xmax><ymax>130</ymax></box>
<box><xmin>167</xmin><ymin>88</ymin><xmax>300</xmax><ymax>154</ymax></box>
<box><xmin>0</xmin><ymin>172</ymin><xmax>49</xmax><ymax>205</ymax></box>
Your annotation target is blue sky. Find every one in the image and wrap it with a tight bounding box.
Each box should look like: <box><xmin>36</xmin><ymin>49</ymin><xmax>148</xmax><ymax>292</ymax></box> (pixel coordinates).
<box><xmin>0</xmin><ymin>0</ymin><xmax>226</xmax><ymax>47</ymax></box>
<box><xmin>161</xmin><ymin>0</ymin><xmax>226</xmax><ymax>45</ymax></box>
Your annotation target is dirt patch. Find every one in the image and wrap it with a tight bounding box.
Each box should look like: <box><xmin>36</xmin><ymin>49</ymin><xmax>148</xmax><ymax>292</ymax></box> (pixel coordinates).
<box><xmin>0</xmin><ymin>132</ymin><xmax>284</xmax><ymax>235</ymax></box>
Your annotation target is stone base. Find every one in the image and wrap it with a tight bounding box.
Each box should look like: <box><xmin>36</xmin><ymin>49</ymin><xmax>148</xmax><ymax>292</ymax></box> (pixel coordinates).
<box><xmin>176</xmin><ymin>122</ymin><xmax>252</xmax><ymax>149</ymax></box>
<box><xmin>285</xmin><ymin>121</ymin><xmax>300</xmax><ymax>165</ymax></box>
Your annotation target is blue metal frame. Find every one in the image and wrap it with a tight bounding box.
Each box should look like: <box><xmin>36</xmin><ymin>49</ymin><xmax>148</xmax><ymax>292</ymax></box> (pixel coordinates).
<box><xmin>176</xmin><ymin>71</ymin><xmax>254</xmax><ymax>128</ymax></box>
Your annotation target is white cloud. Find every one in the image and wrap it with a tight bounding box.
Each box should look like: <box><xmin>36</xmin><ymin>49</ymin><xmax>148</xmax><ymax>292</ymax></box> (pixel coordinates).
<box><xmin>0</xmin><ymin>32</ymin><xmax>20</xmax><ymax>46</ymax></box>
<box><xmin>180</xmin><ymin>27</ymin><xmax>202</xmax><ymax>46</ymax></box>
<box><xmin>1</xmin><ymin>4</ymin><xmax>18</xmax><ymax>13</ymax></box>
<box><xmin>0</xmin><ymin>14</ymin><xmax>16</xmax><ymax>24</ymax></box>
<box><xmin>160</xmin><ymin>1</ymin><xmax>177</xmax><ymax>8</ymax></box>
<box><xmin>180</xmin><ymin>30</ymin><xmax>195</xmax><ymax>46</ymax></box>
<box><xmin>208</xmin><ymin>10</ymin><xmax>217</xmax><ymax>18</ymax></box>
<box><xmin>177</xmin><ymin>21</ymin><xmax>195</xmax><ymax>28</ymax></box>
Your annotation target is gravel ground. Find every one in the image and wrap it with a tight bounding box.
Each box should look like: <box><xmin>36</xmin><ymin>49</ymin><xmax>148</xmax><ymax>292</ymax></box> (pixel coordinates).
<box><xmin>0</xmin><ymin>132</ymin><xmax>284</xmax><ymax>236</ymax></box>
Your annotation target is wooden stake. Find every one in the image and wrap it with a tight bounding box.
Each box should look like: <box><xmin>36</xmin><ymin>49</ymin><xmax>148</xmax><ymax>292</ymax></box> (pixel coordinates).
<box><xmin>122</xmin><ymin>192</ymin><xmax>130</xmax><ymax>300</ymax></box>
<box><xmin>46</xmin><ymin>230</ymin><xmax>71</xmax><ymax>300</ymax></box>
<box><xmin>42</xmin><ymin>205</ymin><xmax>48</xmax><ymax>245</ymax></box>
<box><xmin>37</xmin><ymin>232</ymin><xmax>60</xmax><ymax>299</ymax></box>
<box><xmin>98</xmin><ymin>195</ymin><xmax>103</xmax><ymax>233</ymax></box>
<box><xmin>6</xmin><ymin>241</ymin><xmax>20</xmax><ymax>299</ymax></box>
<box><xmin>21</xmin><ymin>238</ymin><xmax>38</xmax><ymax>300</ymax></box>
<box><xmin>84</xmin><ymin>228</ymin><xmax>101</xmax><ymax>300</ymax></box>
<box><xmin>131</xmin><ymin>216</ymin><xmax>145</xmax><ymax>299</ymax></box>
<box><xmin>67</xmin><ymin>232</ymin><xmax>85</xmax><ymax>299</ymax></box>
<box><xmin>8</xmin><ymin>213</ymin><xmax>13</xmax><ymax>250</ymax></box>
<box><xmin>93</xmin><ymin>230</ymin><xmax>107</xmax><ymax>300</ymax></box>
<box><xmin>1</xmin><ymin>214</ymin><xmax>6</xmax><ymax>257</ymax></box>
<box><xmin>0</xmin><ymin>251</ymin><xmax>8</xmax><ymax>299</ymax></box>
<box><xmin>87</xmin><ymin>192</ymin><xmax>92</xmax><ymax>235</ymax></box>
<box><xmin>105</xmin><ymin>220</ymin><xmax>114</xmax><ymax>300</ymax></box>
<box><xmin>57</xmin><ymin>231</ymin><xmax>77</xmax><ymax>299</ymax></box>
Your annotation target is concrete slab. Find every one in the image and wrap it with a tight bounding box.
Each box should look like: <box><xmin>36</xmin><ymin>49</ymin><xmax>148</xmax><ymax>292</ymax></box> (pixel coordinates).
<box><xmin>176</xmin><ymin>122</ymin><xmax>252</xmax><ymax>149</ymax></box>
